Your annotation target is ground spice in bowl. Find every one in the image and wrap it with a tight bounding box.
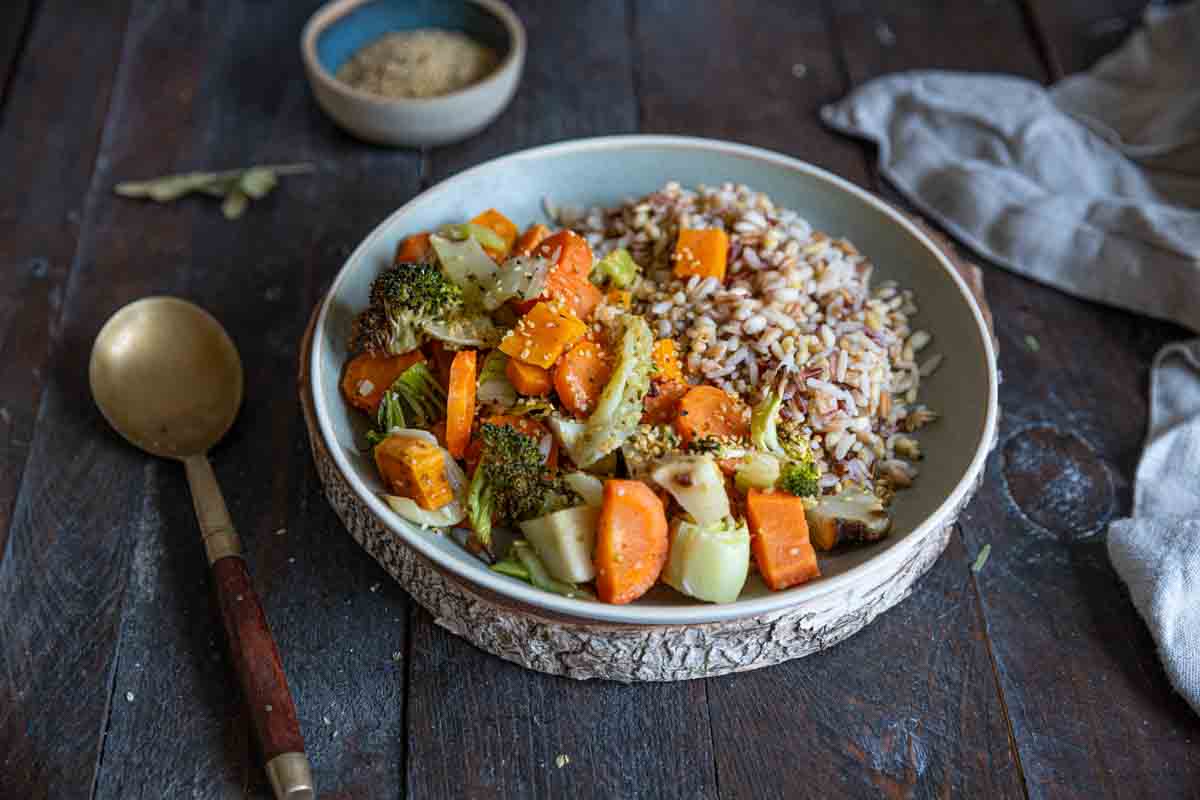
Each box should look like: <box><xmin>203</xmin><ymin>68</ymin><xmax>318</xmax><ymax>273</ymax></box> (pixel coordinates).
<box><xmin>336</xmin><ymin>29</ymin><xmax>499</xmax><ymax>99</ymax></box>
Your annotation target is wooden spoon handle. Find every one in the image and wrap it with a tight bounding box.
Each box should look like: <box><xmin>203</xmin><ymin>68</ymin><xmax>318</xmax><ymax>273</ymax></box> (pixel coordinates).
<box><xmin>184</xmin><ymin>455</ymin><xmax>314</xmax><ymax>799</ymax></box>
<box><xmin>212</xmin><ymin>556</ymin><xmax>313</xmax><ymax>798</ymax></box>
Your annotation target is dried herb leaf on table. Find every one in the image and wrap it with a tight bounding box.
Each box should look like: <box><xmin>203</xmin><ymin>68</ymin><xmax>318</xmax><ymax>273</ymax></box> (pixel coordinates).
<box><xmin>113</xmin><ymin>163</ymin><xmax>314</xmax><ymax>218</ymax></box>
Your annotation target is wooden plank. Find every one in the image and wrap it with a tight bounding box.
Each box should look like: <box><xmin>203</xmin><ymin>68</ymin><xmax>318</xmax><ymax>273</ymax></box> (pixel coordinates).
<box><xmin>0</xmin><ymin>2</ymin><xmax>136</xmax><ymax>797</ymax></box>
<box><xmin>406</xmin><ymin>613</ymin><xmax>718</xmax><ymax>799</ymax></box>
<box><xmin>634</xmin><ymin>1</ymin><xmax>1024</xmax><ymax>796</ymax></box>
<box><xmin>1024</xmin><ymin>0</ymin><xmax>1150</xmax><ymax>80</ymax></box>
<box><xmin>830</xmin><ymin>1</ymin><xmax>1200</xmax><ymax>797</ymax></box>
<box><xmin>633</xmin><ymin>0</ymin><xmax>864</xmax><ymax>180</ymax></box>
<box><xmin>405</xmin><ymin>3</ymin><xmax>715</xmax><ymax>798</ymax></box>
<box><xmin>54</xmin><ymin>1</ymin><xmax>426</xmax><ymax>797</ymax></box>
<box><xmin>0</xmin><ymin>0</ymin><xmax>131</xmax><ymax>560</ymax></box>
<box><xmin>830</xmin><ymin>0</ymin><xmax>1045</xmax><ymax>84</ymax></box>
<box><xmin>0</xmin><ymin>0</ymin><xmax>33</xmax><ymax>109</ymax></box>
<box><xmin>428</xmin><ymin>0</ymin><xmax>640</xmax><ymax>175</ymax></box>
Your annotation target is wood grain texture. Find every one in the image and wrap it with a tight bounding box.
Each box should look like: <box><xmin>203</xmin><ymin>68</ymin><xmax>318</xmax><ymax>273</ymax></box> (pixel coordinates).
<box><xmin>0</xmin><ymin>3</ymin><xmax>140</xmax><ymax>797</ymax></box>
<box><xmin>833</xmin><ymin>1</ymin><xmax>1200</xmax><ymax>797</ymax></box>
<box><xmin>212</xmin><ymin>555</ymin><xmax>305</xmax><ymax>761</ymax></box>
<box><xmin>0</xmin><ymin>0</ymin><xmax>131</xmax><ymax>561</ymax></box>
<box><xmin>0</xmin><ymin>0</ymin><xmax>33</xmax><ymax>108</ymax></box>
<box><xmin>633</xmin><ymin>0</ymin><xmax>864</xmax><ymax>180</ymax></box>
<box><xmin>70</xmin><ymin>1</ymin><xmax>425</xmax><ymax>797</ymax></box>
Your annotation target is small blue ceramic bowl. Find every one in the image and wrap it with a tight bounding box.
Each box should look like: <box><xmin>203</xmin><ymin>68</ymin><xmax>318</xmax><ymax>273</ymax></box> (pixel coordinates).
<box><xmin>301</xmin><ymin>0</ymin><xmax>525</xmax><ymax>147</ymax></box>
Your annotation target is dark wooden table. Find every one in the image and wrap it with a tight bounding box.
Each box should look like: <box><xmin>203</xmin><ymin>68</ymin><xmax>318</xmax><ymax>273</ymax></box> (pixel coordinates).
<box><xmin>1</xmin><ymin>1</ymin><xmax>1197</xmax><ymax>797</ymax></box>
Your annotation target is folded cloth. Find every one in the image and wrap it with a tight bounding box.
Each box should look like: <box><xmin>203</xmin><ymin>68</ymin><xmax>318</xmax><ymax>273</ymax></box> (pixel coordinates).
<box><xmin>820</xmin><ymin>4</ymin><xmax>1200</xmax><ymax>333</ymax></box>
<box><xmin>821</xmin><ymin>2</ymin><xmax>1200</xmax><ymax>714</ymax></box>
<box><xmin>1109</xmin><ymin>341</ymin><xmax>1200</xmax><ymax>713</ymax></box>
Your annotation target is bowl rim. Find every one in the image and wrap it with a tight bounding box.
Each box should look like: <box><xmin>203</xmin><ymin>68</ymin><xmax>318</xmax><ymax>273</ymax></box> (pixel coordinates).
<box><xmin>300</xmin><ymin>0</ymin><xmax>527</xmax><ymax>109</ymax></box>
<box><xmin>310</xmin><ymin>134</ymin><xmax>1000</xmax><ymax>625</ymax></box>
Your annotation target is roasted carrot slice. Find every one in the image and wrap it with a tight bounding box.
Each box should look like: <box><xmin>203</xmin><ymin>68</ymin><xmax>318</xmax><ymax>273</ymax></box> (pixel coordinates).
<box><xmin>445</xmin><ymin>349</ymin><xmax>477</xmax><ymax>458</ymax></box>
<box><xmin>506</xmin><ymin>358</ymin><xmax>553</xmax><ymax>396</ymax></box>
<box><xmin>374</xmin><ymin>435</ymin><xmax>454</xmax><ymax>510</ymax></box>
<box><xmin>470</xmin><ymin>209</ymin><xmax>518</xmax><ymax>260</ymax></box>
<box><xmin>651</xmin><ymin>339</ymin><xmax>684</xmax><ymax>383</ymax></box>
<box><xmin>536</xmin><ymin>230</ymin><xmax>593</xmax><ymax>279</ymax></box>
<box><xmin>672</xmin><ymin>228</ymin><xmax>729</xmax><ymax>281</ymax></box>
<box><xmin>498</xmin><ymin>302</ymin><xmax>588</xmax><ymax>369</ymax></box>
<box><xmin>513</xmin><ymin>223</ymin><xmax>551</xmax><ymax>257</ymax></box>
<box><xmin>746</xmin><ymin>489</ymin><xmax>821</xmax><ymax>590</ymax></box>
<box><xmin>554</xmin><ymin>340</ymin><xmax>612</xmax><ymax>418</ymax></box>
<box><xmin>641</xmin><ymin>380</ymin><xmax>690</xmax><ymax>425</ymax></box>
<box><xmin>674</xmin><ymin>385</ymin><xmax>750</xmax><ymax>446</ymax></box>
<box><xmin>595</xmin><ymin>480</ymin><xmax>669</xmax><ymax>604</ymax></box>
<box><xmin>395</xmin><ymin>232</ymin><xmax>432</xmax><ymax>264</ymax></box>
<box><xmin>341</xmin><ymin>351</ymin><xmax>425</xmax><ymax>414</ymax></box>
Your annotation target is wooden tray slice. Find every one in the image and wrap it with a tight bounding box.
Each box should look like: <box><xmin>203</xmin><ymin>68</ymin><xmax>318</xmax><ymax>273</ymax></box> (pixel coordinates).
<box><xmin>298</xmin><ymin>224</ymin><xmax>995</xmax><ymax>682</ymax></box>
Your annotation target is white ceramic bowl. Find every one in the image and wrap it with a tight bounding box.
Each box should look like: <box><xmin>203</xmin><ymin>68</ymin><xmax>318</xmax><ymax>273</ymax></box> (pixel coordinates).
<box><xmin>309</xmin><ymin>135</ymin><xmax>999</xmax><ymax>625</ymax></box>
<box><xmin>301</xmin><ymin>0</ymin><xmax>526</xmax><ymax>147</ymax></box>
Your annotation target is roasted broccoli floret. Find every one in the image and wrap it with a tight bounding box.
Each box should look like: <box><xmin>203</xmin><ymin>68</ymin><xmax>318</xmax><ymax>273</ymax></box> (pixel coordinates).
<box><xmin>751</xmin><ymin>389</ymin><xmax>811</xmax><ymax>461</ymax></box>
<box><xmin>351</xmin><ymin>261</ymin><xmax>463</xmax><ymax>355</ymax></box>
<box><xmin>466</xmin><ymin>423</ymin><xmax>578</xmax><ymax>551</ymax></box>
<box><xmin>778</xmin><ymin>459</ymin><xmax>820</xmax><ymax>498</ymax></box>
<box><xmin>366</xmin><ymin>363</ymin><xmax>446</xmax><ymax>446</ymax></box>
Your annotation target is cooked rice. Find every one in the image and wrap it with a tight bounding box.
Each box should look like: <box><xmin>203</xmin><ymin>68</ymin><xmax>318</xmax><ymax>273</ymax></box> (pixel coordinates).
<box><xmin>557</xmin><ymin>181</ymin><xmax>939</xmax><ymax>496</ymax></box>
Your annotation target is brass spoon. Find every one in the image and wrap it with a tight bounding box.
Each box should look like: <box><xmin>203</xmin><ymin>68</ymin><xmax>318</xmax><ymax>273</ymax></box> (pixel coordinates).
<box><xmin>90</xmin><ymin>297</ymin><xmax>314</xmax><ymax>800</ymax></box>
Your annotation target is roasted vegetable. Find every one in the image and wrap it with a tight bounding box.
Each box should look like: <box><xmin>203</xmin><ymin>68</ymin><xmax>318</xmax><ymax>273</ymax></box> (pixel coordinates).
<box><xmin>734</xmin><ymin>451</ymin><xmax>782</xmax><ymax>493</ymax></box>
<box><xmin>507</xmin><ymin>358</ymin><xmax>553</xmax><ymax>396</ymax></box>
<box><xmin>567</xmin><ymin>314</ymin><xmax>654</xmax><ymax>467</ymax></box>
<box><xmin>372</xmin><ymin>362</ymin><xmax>446</xmax><ymax>435</ymax></box>
<box><xmin>498</xmin><ymin>301</ymin><xmax>589</xmax><ymax>369</ymax></box>
<box><xmin>374</xmin><ymin>434</ymin><xmax>455</xmax><ymax>510</ymax></box>
<box><xmin>445</xmin><ymin>350</ymin><xmax>477</xmax><ymax>459</ymax></box>
<box><xmin>619</xmin><ymin>423</ymin><xmax>681</xmax><ymax>479</ymax></box>
<box><xmin>466</xmin><ymin>422</ymin><xmax>579</xmax><ymax>551</ymax></box>
<box><xmin>661</xmin><ymin>517</ymin><xmax>750</xmax><ymax>604</ymax></box>
<box><xmin>512</xmin><ymin>223</ymin><xmax>551</xmax><ymax>257</ymax></box>
<box><xmin>520</xmin><ymin>505</ymin><xmax>600</xmax><ymax>583</ymax></box>
<box><xmin>468</xmin><ymin>208</ymin><xmax>519</xmax><ymax>259</ymax></box>
<box><xmin>436</xmin><ymin>222</ymin><xmax>508</xmax><ymax>253</ymax></box>
<box><xmin>778</xmin><ymin>460</ymin><xmax>820</xmax><ymax>498</ymax></box>
<box><xmin>376</xmin><ymin>429</ymin><xmax>466</xmax><ymax>527</ymax></box>
<box><xmin>476</xmin><ymin>349</ymin><xmax>517</xmax><ymax>410</ymax></box>
<box><xmin>341</xmin><ymin>351</ymin><xmax>424</xmax><ymax>414</ymax></box>
<box><xmin>751</xmin><ymin>388</ymin><xmax>811</xmax><ymax>461</ymax></box>
<box><xmin>805</xmin><ymin>487</ymin><xmax>892</xmax><ymax>551</ymax></box>
<box><xmin>562</xmin><ymin>472</ymin><xmax>604</xmax><ymax>506</ymax></box>
<box><xmin>675</xmin><ymin>385</ymin><xmax>750</xmax><ymax>447</ymax></box>
<box><xmin>394</xmin><ymin>232</ymin><xmax>433</xmax><ymax>264</ymax></box>
<box><xmin>651</xmin><ymin>339</ymin><xmax>684</xmax><ymax>384</ymax></box>
<box><xmin>554</xmin><ymin>340</ymin><xmax>612</xmax><ymax>417</ymax></box>
<box><xmin>672</xmin><ymin>228</ymin><xmax>729</xmax><ymax>281</ymax></box>
<box><xmin>592</xmin><ymin>247</ymin><xmax>640</xmax><ymax>288</ymax></box>
<box><xmin>746</xmin><ymin>489</ymin><xmax>820</xmax><ymax>590</ymax></box>
<box><xmin>351</xmin><ymin>261</ymin><xmax>464</xmax><ymax>355</ymax></box>
<box><xmin>594</xmin><ymin>480</ymin><xmax>669</xmax><ymax>604</ymax></box>
<box><xmin>650</xmin><ymin>455</ymin><xmax>731</xmax><ymax>526</ymax></box>
<box><xmin>493</xmin><ymin>539</ymin><xmax>595</xmax><ymax>600</ymax></box>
